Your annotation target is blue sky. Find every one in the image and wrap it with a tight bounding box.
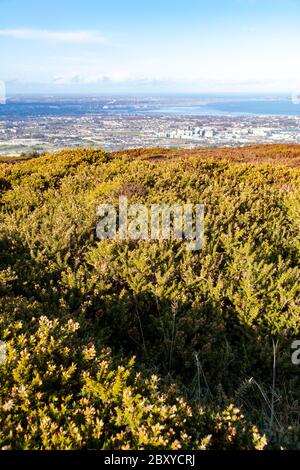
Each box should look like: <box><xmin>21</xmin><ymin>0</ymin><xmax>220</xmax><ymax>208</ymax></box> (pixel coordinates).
<box><xmin>0</xmin><ymin>0</ymin><xmax>300</xmax><ymax>93</ymax></box>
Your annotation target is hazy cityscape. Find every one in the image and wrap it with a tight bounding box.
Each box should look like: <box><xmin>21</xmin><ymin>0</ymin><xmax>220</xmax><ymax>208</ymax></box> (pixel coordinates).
<box><xmin>0</xmin><ymin>95</ymin><xmax>299</xmax><ymax>155</ymax></box>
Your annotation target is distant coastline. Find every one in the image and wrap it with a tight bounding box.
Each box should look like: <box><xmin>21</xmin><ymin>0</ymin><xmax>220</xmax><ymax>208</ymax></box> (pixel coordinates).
<box><xmin>1</xmin><ymin>94</ymin><xmax>300</xmax><ymax>119</ymax></box>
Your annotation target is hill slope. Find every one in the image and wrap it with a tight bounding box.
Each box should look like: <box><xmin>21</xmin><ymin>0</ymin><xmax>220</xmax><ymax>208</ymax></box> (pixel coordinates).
<box><xmin>0</xmin><ymin>144</ymin><xmax>300</xmax><ymax>449</ymax></box>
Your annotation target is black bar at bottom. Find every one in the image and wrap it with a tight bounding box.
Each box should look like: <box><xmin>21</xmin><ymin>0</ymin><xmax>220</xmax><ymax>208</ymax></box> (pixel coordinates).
<box><xmin>0</xmin><ymin>450</ymin><xmax>299</xmax><ymax>469</ymax></box>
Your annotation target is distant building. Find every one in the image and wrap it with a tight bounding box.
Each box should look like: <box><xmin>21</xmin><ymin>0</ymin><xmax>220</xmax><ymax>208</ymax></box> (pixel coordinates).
<box><xmin>252</xmin><ymin>128</ymin><xmax>271</xmax><ymax>137</ymax></box>
<box><xmin>204</xmin><ymin>129</ymin><xmax>215</xmax><ymax>138</ymax></box>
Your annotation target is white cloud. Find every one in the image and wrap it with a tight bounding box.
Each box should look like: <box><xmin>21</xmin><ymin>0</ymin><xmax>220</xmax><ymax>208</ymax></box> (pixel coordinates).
<box><xmin>52</xmin><ymin>72</ymin><xmax>146</xmax><ymax>85</ymax></box>
<box><xmin>0</xmin><ymin>28</ymin><xmax>107</xmax><ymax>44</ymax></box>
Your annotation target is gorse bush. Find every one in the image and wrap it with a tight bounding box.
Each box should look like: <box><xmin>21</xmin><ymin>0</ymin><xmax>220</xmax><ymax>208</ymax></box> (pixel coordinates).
<box><xmin>0</xmin><ymin>300</ymin><xmax>266</xmax><ymax>450</ymax></box>
<box><xmin>0</xmin><ymin>144</ymin><xmax>300</xmax><ymax>449</ymax></box>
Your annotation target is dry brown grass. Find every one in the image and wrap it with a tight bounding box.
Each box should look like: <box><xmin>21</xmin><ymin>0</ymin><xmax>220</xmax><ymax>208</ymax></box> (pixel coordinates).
<box><xmin>112</xmin><ymin>144</ymin><xmax>300</xmax><ymax>167</ymax></box>
<box><xmin>2</xmin><ymin>143</ymin><xmax>300</xmax><ymax>167</ymax></box>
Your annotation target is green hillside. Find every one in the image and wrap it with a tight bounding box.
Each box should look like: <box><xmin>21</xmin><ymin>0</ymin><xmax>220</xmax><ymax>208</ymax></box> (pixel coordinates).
<box><xmin>0</xmin><ymin>144</ymin><xmax>300</xmax><ymax>449</ymax></box>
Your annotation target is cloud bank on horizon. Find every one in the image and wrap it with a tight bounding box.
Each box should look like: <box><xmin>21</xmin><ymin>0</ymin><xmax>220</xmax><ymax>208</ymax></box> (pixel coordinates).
<box><xmin>0</xmin><ymin>0</ymin><xmax>299</xmax><ymax>94</ymax></box>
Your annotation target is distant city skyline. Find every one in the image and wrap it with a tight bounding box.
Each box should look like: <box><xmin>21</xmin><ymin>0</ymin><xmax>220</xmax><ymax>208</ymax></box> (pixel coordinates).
<box><xmin>0</xmin><ymin>0</ymin><xmax>300</xmax><ymax>94</ymax></box>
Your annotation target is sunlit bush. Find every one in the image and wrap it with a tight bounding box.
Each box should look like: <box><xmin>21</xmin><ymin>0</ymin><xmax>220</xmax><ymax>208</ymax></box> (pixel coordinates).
<box><xmin>0</xmin><ymin>145</ymin><xmax>299</xmax><ymax>448</ymax></box>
